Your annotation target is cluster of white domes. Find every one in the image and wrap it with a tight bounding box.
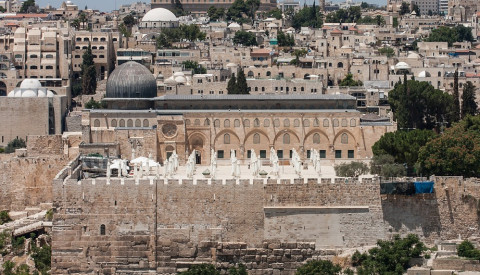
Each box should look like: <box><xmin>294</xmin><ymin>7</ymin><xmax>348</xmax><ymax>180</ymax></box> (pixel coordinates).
<box><xmin>164</xmin><ymin>71</ymin><xmax>191</xmax><ymax>85</ymax></box>
<box><xmin>7</xmin><ymin>79</ymin><xmax>55</xmax><ymax>98</ymax></box>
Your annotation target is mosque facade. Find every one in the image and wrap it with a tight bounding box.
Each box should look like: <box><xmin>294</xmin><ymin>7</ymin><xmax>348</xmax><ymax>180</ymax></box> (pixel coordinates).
<box><xmin>80</xmin><ymin>61</ymin><xmax>395</xmax><ymax>165</ymax></box>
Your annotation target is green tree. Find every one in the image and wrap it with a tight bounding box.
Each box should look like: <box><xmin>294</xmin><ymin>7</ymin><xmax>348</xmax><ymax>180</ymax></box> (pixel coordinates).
<box><xmin>245</xmin><ymin>0</ymin><xmax>260</xmax><ymax>23</ymax></box>
<box><xmin>339</xmin><ymin>73</ymin><xmax>363</xmax><ymax>86</ymax></box>
<box><xmin>82</xmin><ymin>62</ymin><xmax>97</xmax><ymax>95</ymax></box>
<box><xmin>462</xmin><ymin>81</ymin><xmax>478</xmax><ymax>118</ymax></box>
<box><xmin>370</xmin><ymin>154</ymin><xmax>406</xmax><ymax>178</ymax></box>
<box><xmin>236</xmin><ymin>69</ymin><xmax>249</xmax><ymax>94</ymax></box>
<box><xmin>277</xmin><ymin>31</ymin><xmax>295</xmax><ymax>47</ymax></box>
<box><xmin>123</xmin><ymin>14</ymin><xmax>136</xmax><ymax>28</ymax></box>
<box><xmin>226</xmin><ymin>0</ymin><xmax>248</xmax><ymax>22</ymax></box>
<box><xmin>78</xmin><ymin>11</ymin><xmax>88</xmax><ymax>29</ymax></box>
<box><xmin>399</xmin><ymin>2</ymin><xmax>410</xmax><ymax>15</ymax></box>
<box><xmin>31</xmin><ymin>243</ymin><xmax>52</xmax><ymax>275</ymax></box>
<box><xmin>182</xmin><ymin>60</ymin><xmax>207</xmax><ymax>75</ymax></box>
<box><xmin>0</xmin><ymin>210</ymin><xmax>12</xmax><ymax>225</ymax></box>
<box><xmin>457</xmin><ymin>240</ymin><xmax>480</xmax><ymax>259</ymax></box>
<box><xmin>85</xmin><ymin>97</ymin><xmax>105</xmax><ymax>109</ymax></box>
<box><xmin>2</xmin><ymin>260</ymin><xmax>15</xmax><ymax>275</ymax></box>
<box><xmin>291</xmin><ymin>48</ymin><xmax>307</xmax><ymax>67</ymax></box>
<box><xmin>156</xmin><ymin>32</ymin><xmax>172</xmax><ymax>48</ymax></box>
<box><xmin>180</xmin><ymin>263</ymin><xmax>220</xmax><ymax>275</ymax></box>
<box><xmin>172</xmin><ymin>0</ymin><xmax>188</xmax><ymax>16</ymax></box>
<box><xmin>266</xmin><ymin>8</ymin><xmax>282</xmax><ymax>19</ymax></box>
<box><xmin>360</xmin><ymin>2</ymin><xmax>369</xmax><ymax>9</ymax></box>
<box><xmin>20</xmin><ymin>0</ymin><xmax>36</xmax><ymax>13</ymax></box>
<box><xmin>227</xmin><ymin>74</ymin><xmax>237</xmax><ymax>94</ymax></box>
<box><xmin>417</xmin><ymin>115</ymin><xmax>480</xmax><ymax>177</ymax></box>
<box><xmin>291</xmin><ymin>5</ymin><xmax>323</xmax><ymax>30</ymax></box>
<box><xmin>334</xmin><ymin>161</ymin><xmax>369</xmax><ymax>178</ymax></box>
<box><xmin>389</xmin><ymin>77</ymin><xmax>453</xmax><ymax>130</ymax></box>
<box><xmin>325</xmin><ymin>6</ymin><xmax>361</xmax><ymax>23</ymax></box>
<box><xmin>180</xmin><ymin>24</ymin><xmax>206</xmax><ymax>41</ymax></box>
<box><xmin>208</xmin><ymin>6</ymin><xmax>218</xmax><ymax>20</ymax></box>
<box><xmin>296</xmin><ymin>259</ymin><xmax>342</xmax><ymax>275</ymax></box>
<box><xmin>15</xmin><ymin>264</ymin><xmax>30</xmax><ymax>275</ymax></box>
<box><xmin>411</xmin><ymin>3</ymin><xmax>420</xmax><ymax>15</ymax></box>
<box><xmin>392</xmin><ymin>17</ymin><xmax>398</xmax><ymax>28</ymax></box>
<box><xmin>233</xmin><ymin>30</ymin><xmax>257</xmax><ymax>46</ymax></box>
<box><xmin>5</xmin><ymin>138</ymin><xmax>26</xmax><ymax>153</ymax></box>
<box><xmin>71</xmin><ymin>18</ymin><xmax>80</xmax><ymax>29</ymax></box>
<box><xmin>372</xmin><ymin>129</ymin><xmax>437</xmax><ymax>170</ymax></box>
<box><xmin>453</xmin><ymin>69</ymin><xmax>460</xmax><ymax>122</ymax></box>
<box><xmin>354</xmin><ymin>234</ymin><xmax>426</xmax><ymax>275</ymax></box>
<box><xmin>378</xmin><ymin>47</ymin><xmax>395</xmax><ymax>57</ymax></box>
<box><xmin>425</xmin><ymin>26</ymin><xmax>474</xmax><ymax>47</ymax></box>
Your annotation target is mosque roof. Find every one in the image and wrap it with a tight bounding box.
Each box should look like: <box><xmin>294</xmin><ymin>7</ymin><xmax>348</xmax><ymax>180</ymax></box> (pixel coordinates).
<box><xmin>106</xmin><ymin>61</ymin><xmax>157</xmax><ymax>99</ymax></box>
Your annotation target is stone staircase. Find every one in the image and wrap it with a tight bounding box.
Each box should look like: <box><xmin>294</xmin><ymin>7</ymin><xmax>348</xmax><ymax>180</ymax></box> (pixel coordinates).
<box><xmin>0</xmin><ymin>210</ymin><xmax>51</xmax><ymax>237</ymax></box>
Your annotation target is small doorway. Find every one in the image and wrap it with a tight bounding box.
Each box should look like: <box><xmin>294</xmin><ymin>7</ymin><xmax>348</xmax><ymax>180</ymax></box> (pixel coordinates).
<box><xmin>195</xmin><ymin>151</ymin><xmax>201</xmax><ymax>164</ymax></box>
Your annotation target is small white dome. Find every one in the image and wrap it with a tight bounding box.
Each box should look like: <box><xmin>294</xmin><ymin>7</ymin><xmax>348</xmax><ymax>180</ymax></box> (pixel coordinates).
<box><xmin>407</xmin><ymin>52</ymin><xmax>420</xmax><ymax>59</ymax></box>
<box><xmin>7</xmin><ymin>91</ymin><xmax>14</xmax><ymax>97</ymax></box>
<box><xmin>395</xmin><ymin>62</ymin><xmax>411</xmax><ymax>70</ymax></box>
<box><xmin>37</xmin><ymin>90</ymin><xmax>47</xmax><ymax>97</ymax></box>
<box><xmin>20</xmin><ymin>79</ymin><xmax>42</xmax><ymax>89</ymax></box>
<box><xmin>267</xmin><ymin>22</ymin><xmax>278</xmax><ymax>28</ymax></box>
<box><xmin>174</xmin><ymin>76</ymin><xmax>187</xmax><ymax>84</ymax></box>
<box><xmin>22</xmin><ymin>89</ymin><xmax>37</xmax><ymax>97</ymax></box>
<box><xmin>164</xmin><ymin>76</ymin><xmax>176</xmax><ymax>85</ymax></box>
<box><xmin>418</xmin><ymin>71</ymin><xmax>431</xmax><ymax>78</ymax></box>
<box><xmin>228</xmin><ymin>22</ymin><xmax>241</xmax><ymax>28</ymax></box>
<box><xmin>142</xmin><ymin>8</ymin><xmax>178</xmax><ymax>22</ymax></box>
<box><xmin>47</xmin><ymin>90</ymin><xmax>55</xmax><ymax>97</ymax></box>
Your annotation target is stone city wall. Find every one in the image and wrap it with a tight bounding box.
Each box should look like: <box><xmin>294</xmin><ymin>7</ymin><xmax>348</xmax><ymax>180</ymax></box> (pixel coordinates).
<box><xmin>51</xmin><ymin>174</ymin><xmax>480</xmax><ymax>274</ymax></box>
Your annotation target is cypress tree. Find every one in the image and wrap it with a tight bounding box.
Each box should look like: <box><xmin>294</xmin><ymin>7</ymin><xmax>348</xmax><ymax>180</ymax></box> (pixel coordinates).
<box><xmin>236</xmin><ymin>69</ymin><xmax>249</xmax><ymax>94</ymax></box>
<box><xmin>461</xmin><ymin>81</ymin><xmax>478</xmax><ymax>118</ymax></box>
<box><xmin>227</xmin><ymin>74</ymin><xmax>237</xmax><ymax>94</ymax></box>
<box><xmin>453</xmin><ymin>68</ymin><xmax>460</xmax><ymax>121</ymax></box>
<box><xmin>81</xmin><ymin>43</ymin><xmax>97</xmax><ymax>95</ymax></box>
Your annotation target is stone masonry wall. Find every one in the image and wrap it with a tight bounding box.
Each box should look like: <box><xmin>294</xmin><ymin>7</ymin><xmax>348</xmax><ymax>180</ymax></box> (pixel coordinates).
<box><xmin>52</xmin><ymin>175</ymin><xmax>480</xmax><ymax>274</ymax></box>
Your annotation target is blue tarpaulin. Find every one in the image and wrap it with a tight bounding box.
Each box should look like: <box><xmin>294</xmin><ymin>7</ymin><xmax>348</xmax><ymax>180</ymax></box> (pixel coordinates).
<box><xmin>414</xmin><ymin>181</ymin><xmax>434</xmax><ymax>194</ymax></box>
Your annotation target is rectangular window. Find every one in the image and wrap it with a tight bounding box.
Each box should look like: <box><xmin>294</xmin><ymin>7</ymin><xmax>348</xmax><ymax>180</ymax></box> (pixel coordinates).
<box><xmin>260</xmin><ymin>150</ymin><xmax>266</xmax><ymax>159</ymax></box>
<box><xmin>277</xmin><ymin>150</ymin><xmax>283</xmax><ymax>159</ymax></box>
<box><xmin>320</xmin><ymin>150</ymin><xmax>326</xmax><ymax>158</ymax></box>
<box><xmin>289</xmin><ymin>150</ymin><xmax>293</xmax><ymax>158</ymax></box>
<box><xmin>335</xmin><ymin>150</ymin><xmax>342</xmax><ymax>158</ymax></box>
<box><xmin>306</xmin><ymin>150</ymin><xmax>311</xmax><ymax>158</ymax></box>
<box><xmin>348</xmin><ymin>150</ymin><xmax>354</xmax><ymax>158</ymax></box>
<box><xmin>247</xmin><ymin>150</ymin><xmax>251</xmax><ymax>158</ymax></box>
<box><xmin>218</xmin><ymin>150</ymin><xmax>224</xmax><ymax>159</ymax></box>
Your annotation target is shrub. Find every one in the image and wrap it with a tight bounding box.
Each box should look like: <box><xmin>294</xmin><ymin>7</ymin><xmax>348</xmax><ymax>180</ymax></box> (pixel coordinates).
<box><xmin>5</xmin><ymin>138</ymin><xmax>26</xmax><ymax>153</ymax></box>
<box><xmin>45</xmin><ymin>209</ymin><xmax>53</xmax><ymax>221</ymax></box>
<box><xmin>179</xmin><ymin>263</ymin><xmax>220</xmax><ymax>275</ymax></box>
<box><xmin>458</xmin><ymin>240</ymin><xmax>480</xmax><ymax>259</ymax></box>
<box><xmin>334</xmin><ymin>161</ymin><xmax>369</xmax><ymax>178</ymax></box>
<box><xmin>296</xmin><ymin>259</ymin><xmax>342</xmax><ymax>275</ymax></box>
<box><xmin>0</xmin><ymin>210</ymin><xmax>12</xmax><ymax>225</ymax></box>
<box><xmin>31</xmin><ymin>243</ymin><xmax>52</xmax><ymax>274</ymax></box>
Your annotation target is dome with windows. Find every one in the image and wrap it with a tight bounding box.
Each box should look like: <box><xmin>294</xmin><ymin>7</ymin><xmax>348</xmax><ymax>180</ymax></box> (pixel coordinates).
<box><xmin>7</xmin><ymin>79</ymin><xmax>55</xmax><ymax>97</ymax></box>
<box><xmin>106</xmin><ymin>61</ymin><xmax>157</xmax><ymax>98</ymax></box>
<box><xmin>140</xmin><ymin>8</ymin><xmax>179</xmax><ymax>29</ymax></box>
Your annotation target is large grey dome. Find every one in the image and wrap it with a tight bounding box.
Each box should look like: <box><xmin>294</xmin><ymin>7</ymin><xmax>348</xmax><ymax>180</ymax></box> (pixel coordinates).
<box><xmin>106</xmin><ymin>61</ymin><xmax>157</xmax><ymax>98</ymax></box>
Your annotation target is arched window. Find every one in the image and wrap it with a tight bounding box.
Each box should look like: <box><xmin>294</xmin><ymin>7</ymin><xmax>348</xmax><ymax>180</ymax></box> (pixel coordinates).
<box><xmin>283</xmin><ymin>119</ymin><xmax>290</xmax><ymax>127</ymax></box>
<box><xmin>341</xmin><ymin>119</ymin><xmax>347</xmax><ymax>127</ymax></box>
<box><xmin>204</xmin><ymin>119</ymin><xmax>210</xmax><ymax>126</ymax></box>
<box><xmin>248</xmin><ymin>71</ymin><xmax>254</xmax><ymax>77</ymax></box>
<box><xmin>214</xmin><ymin>119</ymin><xmax>220</xmax><ymax>127</ymax></box>
<box><xmin>341</xmin><ymin>133</ymin><xmax>348</xmax><ymax>144</ymax></box>
<box><xmin>224</xmin><ymin>133</ymin><xmax>230</xmax><ymax>144</ymax></box>
<box><xmin>294</xmin><ymin>119</ymin><xmax>300</xmax><ymax>127</ymax></box>
<box><xmin>234</xmin><ymin>119</ymin><xmax>240</xmax><ymax>127</ymax></box>
<box><xmin>186</xmin><ymin>119</ymin><xmax>191</xmax><ymax>126</ymax></box>
<box><xmin>94</xmin><ymin>119</ymin><xmax>100</xmax><ymax>127</ymax></box>
<box><xmin>283</xmin><ymin>133</ymin><xmax>290</xmax><ymax>144</ymax></box>
<box><xmin>224</xmin><ymin>119</ymin><xmax>230</xmax><ymax>127</ymax></box>
<box><xmin>127</xmin><ymin>119</ymin><xmax>133</xmax><ymax>127</ymax></box>
<box><xmin>350</xmin><ymin>119</ymin><xmax>356</xmax><ymax>127</ymax></box>
<box><xmin>100</xmin><ymin>224</ymin><xmax>106</xmax><ymax>235</ymax></box>
<box><xmin>313</xmin><ymin>119</ymin><xmax>319</xmax><ymax>127</ymax></box>
<box><xmin>333</xmin><ymin>119</ymin><xmax>339</xmax><ymax>127</ymax></box>
<box><xmin>303</xmin><ymin>119</ymin><xmax>310</xmax><ymax>127</ymax></box>
<box><xmin>194</xmin><ymin>119</ymin><xmax>200</xmax><ymax>126</ymax></box>
<box><xmin>135</xmin><ymin>119</ymin><xmax>141</xmax><ymax>127</ymax></box>
<box><xmin>337</xmin><ymin>62</ymin><xmax>343</xmax><ymax>68</ymax></box>
<box><xmin>119</xmin><ymin>119</ymin><xmax>125</xmax><ymax>127</ymax></box>
<box><xmin>323</xmin><ymin>119</ymin><xmax>329</xmax><ymax>127</ymax></box>
<box><xmin>253</xmin><ymin>133</ymin><xmax>260</xmax><ymax>144</ymax></box>
<box><xmin>143</xmin><ymin>119</ymin><xmax>149</xmax><ymax>127</ymax></box>
<box><xmin>274</xmin><ymin>119</ymin><xmax>280</xmax><ymax>127</ymax></box>
<box><xmin>313</xmin><ymin>133</ymin><xmax>320</xmax><ymax>144</ymax></box>
<box><xmin>438</xmin><ymin>71</ymin><xmax>441</xmax><ymax>77</ymax></box>
<box><xmin>244</xmin><ymin>119</ymin><xmax>250</xmax><ymax>127</ymax></box>
<box><xmin>264</xmin><ymin>119</ymin><xmax>270</xmax><ymax>127</ymax></box>
<box><xmin>111</xmin><ymin>119</ymin><xmax>117</xmax><ymax>127</ymax></box>
<box><xmin>266</xmin><ymin>71</ymin><xmax>271</xmax><ymax>77</ymax></box>
<box><xmin>254</xmin><ymin>118</ymin><xmax>260</xmax><ymax>127</ymax></box>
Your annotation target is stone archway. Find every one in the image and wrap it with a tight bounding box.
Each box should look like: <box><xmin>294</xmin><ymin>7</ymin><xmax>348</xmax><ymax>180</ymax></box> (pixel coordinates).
<box><xmin>189</xmin><ymin>134</ymin><xmax>205</xmax><ymax>165</ymax></box>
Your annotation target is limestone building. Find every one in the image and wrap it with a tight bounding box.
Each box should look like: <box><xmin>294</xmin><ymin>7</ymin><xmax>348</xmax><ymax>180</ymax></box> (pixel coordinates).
<box><xmin>0</xmin><ymin>78</ymin><xmax>67</xmax><ymax>147</ymax></box>
<box><xmin>79</xmin><ymin>61</ymin><xmax>395</xmax><ymax>165</ymax></box>
<box><xmin>139</xmin><ymin>8</ymin><xmax>179</xmax><ymax>30</ymax></box>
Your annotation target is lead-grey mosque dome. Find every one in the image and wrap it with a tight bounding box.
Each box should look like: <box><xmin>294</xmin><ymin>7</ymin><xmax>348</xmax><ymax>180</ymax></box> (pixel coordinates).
<box><xmin>106</xmin><ymin>61</ymin><xmax>157</xmax><ymax>98</ymax></box>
